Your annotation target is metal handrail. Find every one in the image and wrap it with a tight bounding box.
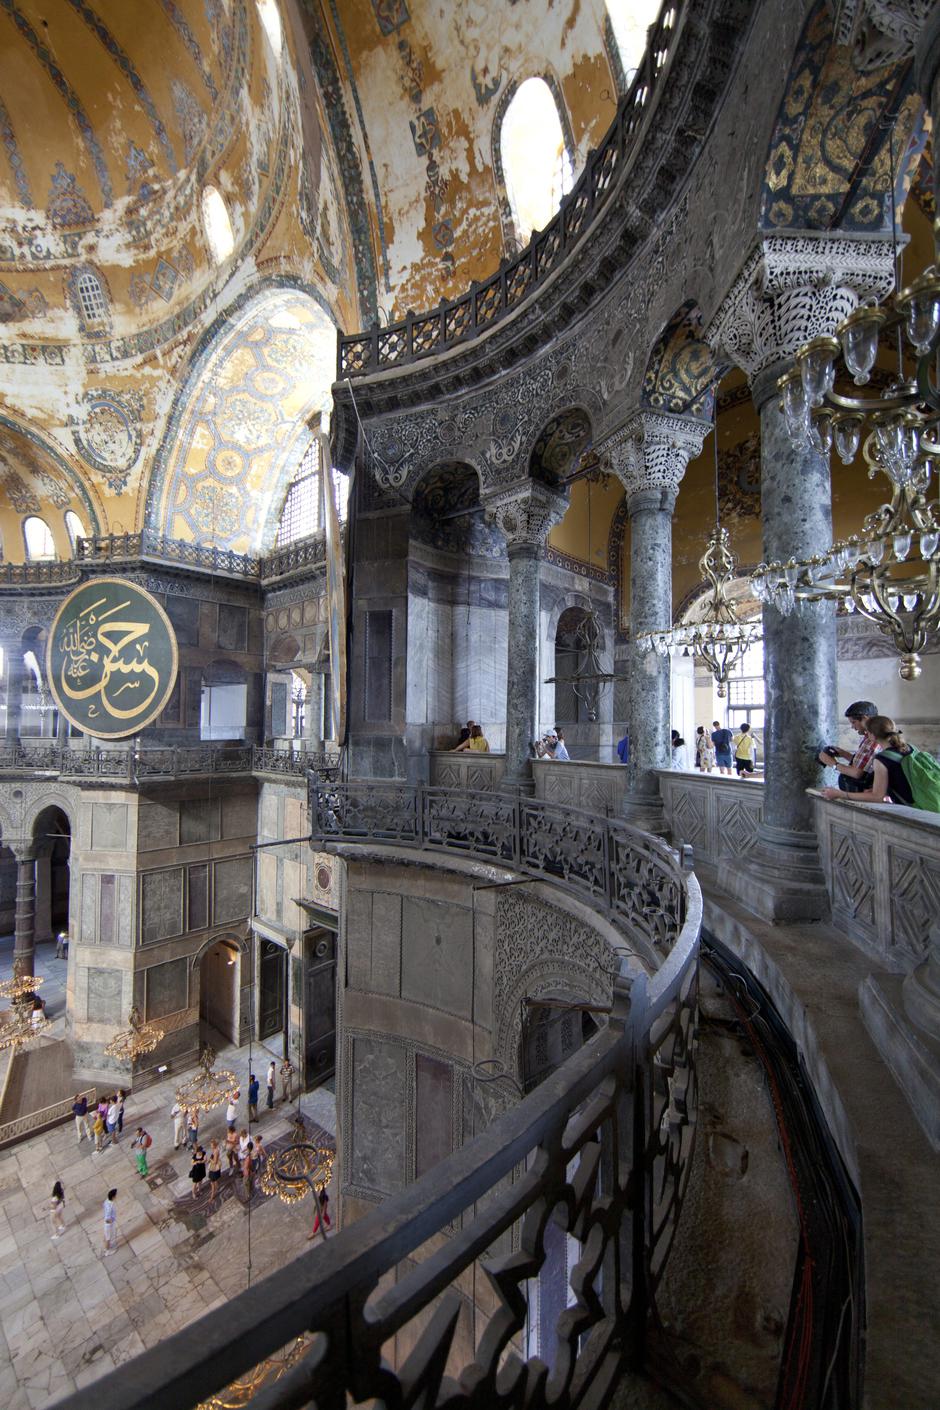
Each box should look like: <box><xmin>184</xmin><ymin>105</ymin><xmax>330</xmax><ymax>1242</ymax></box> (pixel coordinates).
<box><xmin>0</xmin><ymin>743</ymin><xmax>340</xmax><ymax>782</ymax></box>
<box><xmin>337</xmin><ymin>0</ymin><xmax>685</xmax><ymax>380</ymax></box>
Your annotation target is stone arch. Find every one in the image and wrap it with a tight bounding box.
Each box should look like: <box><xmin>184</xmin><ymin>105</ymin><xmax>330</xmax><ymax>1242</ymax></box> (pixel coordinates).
<box><xmin>496</xmin><ymin>959</ymin><xmax>610</xmax><ymax>1079</ymax></box>
<box><xmin>759</xmin><ymin>1</ymin><xmax>925</xmax><ymax>234</ymax></box>
<box><xmin>642</xmin><ymin>301</ymin><xmax>723</xmax><ymax>419</ymax></box>
<box><xmin>22</xmin><ymin>790</ymin><xmax>75</xmax><ymax>839</ymax></box>
<box><xmin>409</xmin><ymin>460</ymin><xmax>505</xmax><ymax>558</ymax></box>
<box><xmin>527</xmin><ymin>406</ymin><xmax>593</xmax><ymax>487</ymax></box>
<box><xmin>144</xmin><ymin>277</ymin><xmax>337</xmax><ymax>555</ymax></box>
<box><xmin>188</xmin><ymin>928</ymin><xmax>250</xmax><ymax>972</ymax></box>
<box><xmin>541</xmin><ymin>590</ymin><xmax>614</xmax><ymax>740</ymax></box>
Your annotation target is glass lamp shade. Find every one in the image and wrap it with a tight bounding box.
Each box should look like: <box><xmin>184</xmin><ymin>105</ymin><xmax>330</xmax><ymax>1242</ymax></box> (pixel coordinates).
<box><xmin>832</xmin><ymin>413</ymin><xmax>863</xmax><ymax>465</ymax></box>
<box><xmin>778</xmin><ymin>369</ymin><xmax>810</xmax><ymax>443</ymax></box>
<box><xmin>896</xmin><ymin>269</ymin><xmax>940</xmax><ymax>357</ymax></box>
<box><xmin>873</xmin><ymin>413</ymin><xmax>920</xmax><ymax>486</ymax></box>
<box><xmin>921</xmin><ymin>531</ymin><xmax>939</xmax><ymax>558</ymax></box>
<box><xmin>796</xmin><ymin>336</ymin><xmax>839</xmax><ymax>407</ymax></box>
<box><xmin>811</xmin><ymin>409</ymin><xmax>834</xmax><ymax>455</ymax></box>
<box><xmin>837</xmin><ymin>305</ymin><xmax>887</xmax><ymax>385</ymax></box>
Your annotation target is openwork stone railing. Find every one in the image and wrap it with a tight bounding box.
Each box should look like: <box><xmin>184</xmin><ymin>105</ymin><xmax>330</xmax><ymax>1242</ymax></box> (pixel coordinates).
<box><xmin>0</xmin><ymin>743</ymin><xmax>340</xmax><ymax>784</ymax></box>
<box><xmin>337</xmin><ymin>0</ymin><xmax>685</xmax><ymax>379</ymax></box>
<box><xmin>61</xmin><ymin>785</ymin><xmax>700</xmax><ymax>1410</ymax></box>
<box><xmin>0</xmin><ymin>1083</ymin><xmax>96</xmax><ymax>1150</ymax></box>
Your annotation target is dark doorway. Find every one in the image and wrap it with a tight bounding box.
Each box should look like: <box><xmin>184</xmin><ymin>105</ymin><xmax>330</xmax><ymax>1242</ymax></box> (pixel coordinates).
<box><xmin>32</xmin><ymin>805</ymin><xmax>71</xmax><ymax>944</ymax></box>
<box><xmin>304</xmin><ymin>929</ymin><xmax>336</xmax><ymax>1087</ymax></box>
<box><xmin>259</xmin><ymin>938</ymin><xmax>286</xmax><ymax>1041</ymax></box>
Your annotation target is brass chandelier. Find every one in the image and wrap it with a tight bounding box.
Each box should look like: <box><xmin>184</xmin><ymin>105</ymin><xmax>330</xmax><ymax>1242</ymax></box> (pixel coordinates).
<box><xmin>752</xmin><ymin>191</ymin><xmax>940</xmax><ymax>680</ymax></box>
<box><xmin>104</xmin><ymin>1006</ymin><xmax>165</xmax><ymax>1063</ymax></box>
<box><xmin>0</xmin><ymin>974</ymin><xmax>50</xmax><ymax>1051</ymax></box>
<box><xmin>175</xmin><ymin>1046</ymin><xmax>238</xmax><ymax>1115</ymax></box>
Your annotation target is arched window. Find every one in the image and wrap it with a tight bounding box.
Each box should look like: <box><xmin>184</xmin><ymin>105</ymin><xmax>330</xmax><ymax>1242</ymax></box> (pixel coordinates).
<box><xmin>23</xmin><ymin>516</ymin><xmax>55</xmax><ymax>560</ymax></box>
<box><xmin>256</xmin><ymin>0</ymin><xmax>282</xmax><ymax>57</ymax></box>
<box><xmin>275</xmin><ymin>439</ymin><xmax>348</xmax><ymax>546</ymax></box>
<box><xmin>64</xmin><ymin>510</ymin><xmax>87</xmax><ymax>553</ymax></box>
<box><xmin>76</xmin><ymin>270</ymin><xmax>107</xmax><ymax>323</ymax></box>
<box><xmin>499</xmin><ymin>77</ymin><xmax>573</xmax><ymax>248</ymax></box>
<box><xmin>201</xmin><ymin>185</ymin><xmax>235</xmax><ymax>264</ymax></box>
<box><xmin>605</xmin><ymin>1</ymin><xmax>662</xmax><ymax>85</ymax></box>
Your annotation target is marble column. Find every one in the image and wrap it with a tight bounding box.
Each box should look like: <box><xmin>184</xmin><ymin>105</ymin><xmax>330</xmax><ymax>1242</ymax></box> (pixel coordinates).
<box><xmin>707</xmin><ymin>232</ymin><xmax>896</xmax><ymax>920</ymax></box>
<box><xmin>4</xmin><ymin>651</ymin><xmax>23</xmax><ymax>741</ymax></box>
<box><xmin>607</xmin><ymin>413</ymin><xmax>707</xmax><ymax>830</ymax></box>
<box><xmin>485</xmin><ymin>480</ymin><xmax>568</xmax><ymax>791</ymax></box>
<box><xmin>304</xmin><ymin>673</ymin><xmax>324</xmax><ymax>751</ymax></box>
<box><xmin>12</xmin><ymin>846</ymin><xmax>36</xmax><ymax>981</ymax></box>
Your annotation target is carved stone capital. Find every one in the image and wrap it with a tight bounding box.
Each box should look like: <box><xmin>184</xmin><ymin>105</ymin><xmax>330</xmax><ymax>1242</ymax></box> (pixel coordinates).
<box><xmin>830</xmin><ymin>0</ymin><xmax>934</xmax><ymax>71</ymax></box>
<box><xmin>707</xmin><ymin>234</ymin><xmax>897</xmax><ymax>387</ymax></box>
<box><xmin>483</xmin><ymin>480</ymin><xmax>568</xmax><ymax>553</ymax></box>
<box><xmin>603</xmin><ymin>410</ymin><xmax>708</xmax><ymax>500</ymax></box>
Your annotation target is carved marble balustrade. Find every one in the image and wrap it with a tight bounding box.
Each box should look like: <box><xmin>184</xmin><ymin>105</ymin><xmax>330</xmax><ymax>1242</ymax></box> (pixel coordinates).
<box><xmin>657</xmin><ymin>770</ymin><xmax>765</xmax><ymax>871</ymax></box>
<box><xmin>428</xmin><ymin>749</ymin><xmax>506</xmax><ymax>791</ymax></box>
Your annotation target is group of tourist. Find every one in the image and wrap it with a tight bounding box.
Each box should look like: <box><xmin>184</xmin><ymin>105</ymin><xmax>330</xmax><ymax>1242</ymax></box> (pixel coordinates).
<box><xmin>818</xmin><ymin>701</ymin><xmax>940</xmax><ymax>812</ymax></box>
<box><xmin>450</xmin><ymin>720</ymin><xmax>573</xmax><ymax>760</ymax></box>
<box><xmin>677</xmin><ymin>722</ymin><xmax>759</xmax><ymax>776</ymax></box>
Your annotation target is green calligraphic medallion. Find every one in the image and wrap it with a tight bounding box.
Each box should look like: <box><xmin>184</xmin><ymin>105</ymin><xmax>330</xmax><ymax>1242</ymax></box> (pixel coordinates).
<box><xmin>46</xmin><ymin>578</ymin><xmax>179</xmax><ymax>739</ymax></box>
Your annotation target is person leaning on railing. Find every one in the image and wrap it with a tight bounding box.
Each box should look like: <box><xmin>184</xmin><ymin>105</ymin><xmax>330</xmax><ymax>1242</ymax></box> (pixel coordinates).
<box><xmin>820</xmin><ymin>716</ymin><xmax>940</xmax><ymax>812</ymax></box>
<box><xmin>453</xmin><ymin>724</ymin><xmax>490</xmax><ymax>753</ymax></box>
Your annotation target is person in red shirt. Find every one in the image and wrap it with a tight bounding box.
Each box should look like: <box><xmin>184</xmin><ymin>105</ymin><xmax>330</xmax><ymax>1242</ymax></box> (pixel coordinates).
<box><xmin>818</xmin><ymin>701</ymin><xmax>880</xmax><ymax>792</ymax></box>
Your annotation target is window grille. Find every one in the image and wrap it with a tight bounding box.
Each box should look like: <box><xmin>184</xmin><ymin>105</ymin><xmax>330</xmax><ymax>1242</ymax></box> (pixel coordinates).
<box><xmin>77</xmin><ymin>273</ymin><xmax>106</xmax><ymax>322</ymax></box>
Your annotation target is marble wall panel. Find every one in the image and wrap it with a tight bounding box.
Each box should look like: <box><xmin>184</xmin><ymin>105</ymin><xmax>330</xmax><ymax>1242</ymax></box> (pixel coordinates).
<box><xmin>258</xmin><ymin>852</ymin><xmax>278</xmax><ymax>924</ymax></box>
<box><xmin>223</xmin><ymin>791</ymin><xmax>258</xmax><ymax>840</ymax></box>
<box><xmin>137</xmin><ymin>799</ymin><xmax>179</xmax><ymax>853</ymax></box>
<box><xmin>414</xmin><ymin>1052</ymin><xmax>453</xmax><ymax>1178</ymax></box>
<box><xmin>117</xmin><ymin>875</ymin><xmax>134</xmax><ymax>944</ymax></box>
<box><xmin>145</xmin><ymin>957</ymin><xmax>189</xmax><ymax>1020</ymax></box>
<box><xmin>370</xmin><ymin>892</ymin><xmax>402</xmax><ymax>995</ymax></box>
<box><xmin>165</xmin><ymin>594</ymin><xmax>200</xmax><ymax>646</ymax></box>
<box><xmin>140</xmin><ymin>868</ymin><xmax>184</xmax><ymax>944</ymax></box>
<box><xmin>218</xmin><ymin>602</ymin><xmax>248</xmax><ymax>651</ymax></box>
<box><xmin>345</xmin><ymin>889</ymin><xmax>373</xmax><ymax>991</ymax></box>
<box><xmin>349</xmin><ymin>1035</ymin><xmax>406</xmax><ymax>1195</ymax></box>
<box><xmin>80</xmin><ymin>872</ymin><xmax>97</xmax><ymax>942</ymax></box>
<box><xmin>213</xmin><ymin>855</ymin><xmax>252</xmax><ymax>925</ymax></box>
<box><xmin>86</xmin><ymin>968</ymin><xmax>123</xmax><ymax>1024</ymax></box>
<box><xmin>99</xmin><ymin>875</ymin><xmax>115</xmax><ymax>946</ymax></box>
<box><xmin>260</xmin><ymin>790</ymin><xmax>280</xmax><ymax>843</ymax></box>
<box><xmin>180</xmin><ymin>798</ymin><xmax>221</xmax><ymax>845</ymax></box>
<box><xmin>401</xmin><ymin>897</ymin><xmax>472</xmax><ymax>1019</ymax></box>
<box><xmin>188</xmin><ymin>862</ymin><xmax>209</xmax><ymax>931</ymax></box>
<box><xmin>90</xmin><ymin>803</ymin><xmax>128</xmax><ymax>852</ymax></box>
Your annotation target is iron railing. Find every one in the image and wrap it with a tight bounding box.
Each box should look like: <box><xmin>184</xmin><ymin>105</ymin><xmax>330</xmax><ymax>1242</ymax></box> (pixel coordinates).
<box><xmin>59</xmin><ymin>786</ymin><xmax>700</xmax><ymax>1410</ymax></box>
<box><xmin>0</xmin><ymin>531</ymin><xmax>326</xmax><ymax>589</ymax></box>
<box><xmin>0</xmin><ymin>743</ymin><xmax>340</xmax><ymax>783</ymax></box>
<box><xmin>337</xmin><ymin>0</ymin><xmax>685</xmax><ymax>379</ymax></box>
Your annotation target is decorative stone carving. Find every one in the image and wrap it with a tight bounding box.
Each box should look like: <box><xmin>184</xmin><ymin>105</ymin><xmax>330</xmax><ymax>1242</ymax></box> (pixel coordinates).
<box><xmin>830</xmin><ymin>0</ymin><xmax>934</xmax><ymax>69</ymax></box>
<box><xmin>706</xmin><ymin>235</ymin><xmax>897</xmax><ymax>384</ymax></box>
<box><xmin>483</xmin><ymin>480</ymin><xmax>568</xmax><ymax>553</ymax></box>
<box><xmin>604</xmin><ymin>410</ymin><xmax>708</xmax><ymax>500</ymax></box>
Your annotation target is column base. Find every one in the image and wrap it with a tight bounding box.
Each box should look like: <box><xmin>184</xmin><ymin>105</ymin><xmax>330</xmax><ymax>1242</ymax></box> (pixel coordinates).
<box><xmin>620</xmin><ymin>791</ymin><xmax>668</xmax><ymax>835</ymax></box>
<box><xmin>500</xmin><ymin>771</ymin><xmax>534</xmax><ymax>797</ymax></box>
<box><xmin>717</xmin><ymin>823</ymin><xmax>830</xmax><ymax>924</ymax></box>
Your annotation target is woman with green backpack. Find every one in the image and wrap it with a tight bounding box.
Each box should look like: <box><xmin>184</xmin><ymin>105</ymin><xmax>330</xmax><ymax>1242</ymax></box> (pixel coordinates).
<box><xmin>821</xmin><ymin>716</ymin><xmax>940</xmax><ymax>812</ymax></box>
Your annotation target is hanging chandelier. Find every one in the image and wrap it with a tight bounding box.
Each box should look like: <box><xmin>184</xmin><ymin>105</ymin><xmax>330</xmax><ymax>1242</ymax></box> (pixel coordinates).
<box><xmin>751</xmin><ymin>151</ymin><xmax>940</xmax><ymax>680</ymax></box>
<box><xmin>104</xmin><ymin>1006</ymin><xmax>165</xmax><ymax>1063</ymax></box>
<box><xmin>259</xmin><ymin>1140</ymin><xmax>334</xmax><ymax>1208</ymax></box>
<box><xmin>175</xmin><ymin>1047</ymin><xmax>238</xmax><ymax>1115</ymax></box>
<box><xmin>635</xmin><ymin>424</ymin><xmax>761</xmax><ymax>695</ymax></box>
<box><xmin>0</xmin><ymin>975</ymin><xmax>50</xmax><ymax>1050</ymax></box>
<box><xmin>544</xmin><ymin>606</ymin><xmax>614</xmax><ymax>721</ymax></box>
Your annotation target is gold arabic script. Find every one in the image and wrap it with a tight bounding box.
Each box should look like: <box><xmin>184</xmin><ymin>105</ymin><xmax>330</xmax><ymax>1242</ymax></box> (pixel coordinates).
<box><xmin>58</xmin><ymin>596</ymin><xmax>161</xmax><ymax>721</ymax></box>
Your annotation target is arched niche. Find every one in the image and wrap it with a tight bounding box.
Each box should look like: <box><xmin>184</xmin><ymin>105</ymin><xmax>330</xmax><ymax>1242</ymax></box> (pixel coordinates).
<box><xmin>409</xmin><ymin>462</ymin><xmax>504</xmax><ymax>559</ymax></box>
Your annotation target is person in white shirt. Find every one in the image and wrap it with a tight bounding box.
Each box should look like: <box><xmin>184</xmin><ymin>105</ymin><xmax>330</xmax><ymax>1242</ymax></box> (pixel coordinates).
<box><xmin>170</xmin><ymin>1101</ymin><xmax>186</xmax><ymax>1150</ymax></box>
<box><xmin>553</xmin><ymin>728</ymin><xmax>571</xmax><ymax>762</ymax></box>
<box><xmin>225</xmin><ymin>1090</ymin><xmax>239</xmax><ymax>1127</ymax></box>
<box><xmin>102</xmin><ymin>1189</ymin><xmax>118</xmax><ymax>1255</ymax></box>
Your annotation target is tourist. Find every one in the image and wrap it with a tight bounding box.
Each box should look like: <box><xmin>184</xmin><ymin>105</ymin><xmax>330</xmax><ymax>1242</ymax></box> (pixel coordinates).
<box><xmin>92</xmin><ymin>1107</ymin><xmax>107</xmax><ymax>1153</ymax></box>
<box><xmin>818</xmin><ymin>700</ymin><xmax>880</xmax><ymax>792</ymax></box>
<box><xmin>131</xmin><ymin>1126</ymin><xmax>152</xmax><ymax>1178</ymax></box>
<box><xmin>266</xmin><ymin>1060</ymin><xmax>276</xmax><ymax>1110</ymax></box>
<box><xmin>238</xmin><ymin>1127</ymin><xmax>251</xmax><ymax>1166</ymax></box>
<box><xmin>695</xmin><ymin>725</ymin><xmax>715</xmax><ymax>773</ymax></box>
<box><xmin>242</xmin><ymin>1141</ymin><xmax>255</xmax><ymax>1201</ymax></box>
<box><xmin>616</xmin><ymin>732</ymin><xmax>630</xmax><ymax>764</ymax></box>
<box><xmin>116</xmin><ymin>1089</ymin><xmax>126</xmax><ymax>1137</ymax></box>
<box><xmin>711</xmin><ymin>720</ymin><xmax>734</xmax><ymax>775</ymax></box>
<box><xmin>247</xmin><ymin>1073</ymin><xmax>259</xmax><ymax>1122</ymax></box>
<box><xmin>106</xmin><ymin>1095</ymin><xmax>120</xmax><ymax>1145</ymax></box>
<box><xmin>732</xmin><ymin>723</ymin><xmax>758</xmax><ymax>776</ymax></box>
<box><xmin>102</xmin><ymin>1188</ymin><xmax>118</xmax><ymax>1255</ymax></box>
<box><xmin>44</xmin><ymin>1181</ymin><xmax>66</xmax><ymax>1240</ymax></box>
<box><xmin>307</xmin><ymin>1186</ymin><xmax>331</xmax><ymax>1239</ymax></box>
<box><xmin>452</xmin><ymin>720</ymin><xmax>474</xmax><ymax>749</ymax></box>
<box><xmin>170</xmin><ymin>1100</ymin><xmax>186</xmax><ymax>1150</ymax></box>
<box><xmin>671</xmin><ymin>730</ymin><xmax>689</xmax><ymax>770</ymax></box>
<box><xmin>189</xmin><ymin>1146</ymin><xmax>207</xmax><ymax>1199</ymax></box>
<box><xmin>186</xmin><ymin>1109</ymin><xmax>199</xmax><ymax>1151</ymax></box>
<box><xmin>225</xmin><ymin>1125</ymin><xmax>240</xmax><ymax>1173</ymax></box>
<box><xmin>72</xmin><ymin>1094</ymin><xmax>90</xmax><ymax>1144</ymax></box>
<box><xmin>821</xmin><ymin>717</ymin><xmax>940</xmax><ymax>812</ymax></box>
<box><xmin>534</xmin><ymin>729</ymin><xmax>559</xmax><ymax>759</ymax></box>
<box><xmin>207</xmin><ymin>1140</ymin><xmax>222</xmax><ymax>1205</ymax></box>
<box><xmin>252</xmin><ymin>1132</ymin><xmax>267</xmax><ymax>1166</ymax></box>
<box><xmin>454</xmin><ymin>724</ymin><xmax>489</xmax><ymax>753</ymax></box>
<box><xmin>55</xmin><ymin>931</ymin><xmax>67</xmax><ymax>961</ymax></box>
<box><xmin>553</xmin><ymin>727</ymin><xmax>570</xmax><ymax>761</ymax></box>
<box><xmin>280</xmin><ymin>1058</ymin><xmax>294</xmax><ymax>1105</ymax></box>
<box><xmin>225</xmin><ymin>1089</ymin><xmax>240</xmax><ymax>1127</ymax></box>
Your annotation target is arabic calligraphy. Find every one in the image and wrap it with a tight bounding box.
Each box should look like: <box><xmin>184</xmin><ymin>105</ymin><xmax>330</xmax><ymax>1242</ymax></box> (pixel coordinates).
<box><xmin>46</xmin><ymin>579</ymin><xmax>178</xmax><ymax>739</ymax></box>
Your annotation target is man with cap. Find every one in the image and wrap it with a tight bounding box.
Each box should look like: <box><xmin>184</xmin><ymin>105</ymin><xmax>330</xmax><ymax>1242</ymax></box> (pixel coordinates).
<box><xmin>818</xmin><ymin>701</ymin><xmax>881</xmax><ymax>793</ymax></box>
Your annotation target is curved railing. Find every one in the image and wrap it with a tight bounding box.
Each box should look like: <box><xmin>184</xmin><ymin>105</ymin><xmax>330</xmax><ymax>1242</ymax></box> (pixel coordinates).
<box><xmin>337</xmin><ymin>0</ymin><xmax>685</xmax><ymax>380</ymax></box>
<box><xmin>60</xmin><ymin>786</ymin><xmax>700</xmax><ymax>1410</ymax></box>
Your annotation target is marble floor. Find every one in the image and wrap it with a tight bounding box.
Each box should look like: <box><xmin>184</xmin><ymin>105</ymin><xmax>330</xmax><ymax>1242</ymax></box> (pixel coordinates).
<box><xmin>0</xmin><ymin>978</ymin><xmax>336</xmax><ymax>1409</ymax></box>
